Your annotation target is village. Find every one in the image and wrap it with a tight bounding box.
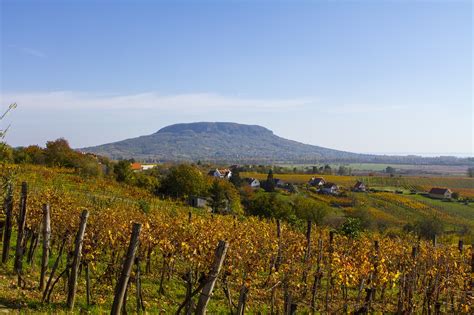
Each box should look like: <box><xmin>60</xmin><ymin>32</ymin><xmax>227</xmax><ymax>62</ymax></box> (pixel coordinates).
<box><xmin>127</xmin><ymin>162</ymin><xmax>464</xmax><ymax>216</ymax></box>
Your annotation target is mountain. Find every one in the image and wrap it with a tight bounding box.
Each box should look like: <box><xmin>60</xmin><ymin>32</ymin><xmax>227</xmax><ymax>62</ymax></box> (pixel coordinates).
<box><xmin>80</xmin><ymin>122</ymin><xmax>472</xmax><ymax>164</ymax></box>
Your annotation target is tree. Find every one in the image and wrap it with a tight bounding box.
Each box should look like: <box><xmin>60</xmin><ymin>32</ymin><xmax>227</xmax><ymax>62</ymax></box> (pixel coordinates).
<box><xmin>159</xmin><ymin>164</ymin><xmax>207</xmax><ymax>199</ymax></box>
<box><xmin>385</xmin><ymin>166</ymin><xmax>396</xmax><ymax>175</ymax></box>
<box><xmin>209</xmin><ymin>180</ymin><xmax>228</xmax><ymax>214</ymax></box>
<box><xmin>0</xmin><ymin>144</ymin><xmax>13</xmax><ymax>162</ymax></box>
<box><xmin>229</xmin><ymin>166</ymin><xmax>242</xmax><ymax>188</ymax></box>
<box><xmin>132</xmin><ymin>172</ymin><xmax>159</xmax><ymax>192</ymax></box>
<box><xmin>208</xmin><ymin>179</ymin><xmax>243</xmax><ymax>215</ymax></box>
<box><xmin>292</xmin><ymin>195</ymin><xmax>328</xmax><ymax>225</ymax></box>
<box><xmin>24</xmin><ymin>145</ymin><xmax>46</xmax><ymax>164</ymax></box>
<box><xmin>337</xmin><ymin>165</ymin><xmax>352</xmax><ymax>176</ymax></box>
<box><xmin>468</xmin><ymin>167</ymin><xmax>474</xmax><ymax>178</ymax></box>
<box><xmin>263</xmin><ymin>169</ymin><xmax>275</xmax><ymax>192</ymax></box>
<box><xmin>246</xmin><ymin>192</ymin><xmax>294</xmax><ymax>221</ymax></box>
<box><xmin>13</xmin><ymin>147</ymin><xmax>32</xmax><ymax>164</ymax></box>
<box><xmin>323</xmin><ymin>164</ymin><xmax>332</xmax><ymax>175</ymax></box>
<box><xmin>114</xmin><ymin>160</ymin><xmax>133</xmax><ymax>183</ymax></box>
<box><xmin>414</xmin><ymin>216</ymin><xmax>444</xmax><ymax>240</ymax></box>
<box><xmin>44</xmin><ymin>138</ymin><xmax>75</xmax><ymax>167</ymax></box>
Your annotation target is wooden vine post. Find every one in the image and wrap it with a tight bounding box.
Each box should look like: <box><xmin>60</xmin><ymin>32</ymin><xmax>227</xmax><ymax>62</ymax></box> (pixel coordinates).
<box><xmin>14</xmin><ymin>182</ymin><xmax>28</xmax><ymax>286</ymax></box>
<box><xmin>325</xmin><ymin>231</ymin><xmax>335</xmax><ymax>312</ymax></box>
<box><xmin>66</xmin><ymin>209</ymin><xmax>89</xmax><ymax>311</ymax></box>
<box><xmin>236</xmin><ymin>284</ymin><xmax>249</xmax><ymax>315</ymax></box>
<box><xmin>195</xmin><ymin>240</ymin><xmax>229</xmax><ymax>315</ymax></box>
<box><xmin>1</xmin><ymin>182</ymin><xmax>13</xmax><ymax>263</ymax></box>
<box><xmin>111</xmin><ymin>222</ymin><xmax>142</xmax><ymax>315</ymax></box>
<box><xmin>302</xmin><ymin>220</ymin><xmax>312</xmax><ymax>291</ymax></box>
<box><xmin>39</xmin><ymin>204</ymin><xmax>51</xmax><ymax>291</ymax></box>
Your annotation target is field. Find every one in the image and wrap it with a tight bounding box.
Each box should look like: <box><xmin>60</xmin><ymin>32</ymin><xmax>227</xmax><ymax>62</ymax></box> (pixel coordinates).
<box><xmin>0</xmin><ymin>165</ymin><xmax>471</xmax><ymax>313</ymax></box>
<box><xmin>243</xmin><ymin>172</ymin><xmax>474</xmax><ymax>196</ymax></box>
<box><xmin>243</xmin><ymin>172</ymin><xmax>474</xmax><ymax>236</ymax></box>
<box><xmin>276</xmin><ymin>163</ymin><xmax>471</xmax><ymax>176</ymax></box>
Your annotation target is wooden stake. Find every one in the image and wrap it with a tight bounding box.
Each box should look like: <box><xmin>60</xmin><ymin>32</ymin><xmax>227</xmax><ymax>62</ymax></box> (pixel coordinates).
<box><xmin>14</xmin><ymin>182</ymin><xmax>28</xmax><ymax>286</ymax></box>
<box><xmin>42</xmin><ymin>235</ymin><xmax>67</xmax><ymax>302</ymax></box>
<box><xmin>66</xmin><ymin>210</ymin><xmax>89</xmax><ymax>310</ymax></box>
<box><xmin>111</xmin><ymin>223</ymin><xmax>142</xmax><ymax>315</ymax></box>
<box><xmin>236</xmin><ymin>284</ymin><xmax>249</xmax><ymax>315</ymax></box>
<box><xmin>39</xmin><ymin>204</ymin><xmax>51</xmax><ymax>291</ymax></box>
<box><xmin>195</xmin><ymin>240</ymin><xmax>229</xmax><ymax>315</ymax></box>
<box><xmin>1</xmin><ymin>182</ymin><xmax>13</xmax><ymax>263</ymax></box>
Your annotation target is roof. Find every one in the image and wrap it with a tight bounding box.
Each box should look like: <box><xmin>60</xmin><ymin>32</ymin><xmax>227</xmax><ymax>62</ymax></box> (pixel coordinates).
<box><xmin>244</xmin><ymin>177</ymin><xmax>258</xmax><ymax>184</ymax></box>
<box><xmin>131</xmin><ymin>162</ymin><xmax>142</xmax><ymax>171</ymax></box>
<box><xmin>309</xmin><ymin>177</ymin><xmax>325</xmax><ymax>184</ymax></box>
<box><xmin>354</xmin><ymin>181</ymin><xmax>365</xmax><ymax>188</ymax></box>
<box><xmin>209</xmin><ymin>168</ymin><xmax>229</xmax><ymax>174</ymax></box>
<box><xmin>323</xmin><ymin>182</ymin><xmax>337</xmax><ymax>188</ymax></box>
<box><xmin>429</xmin><ymin>187</ymin><xmax>451</xmax><ymax>195</ymax></box>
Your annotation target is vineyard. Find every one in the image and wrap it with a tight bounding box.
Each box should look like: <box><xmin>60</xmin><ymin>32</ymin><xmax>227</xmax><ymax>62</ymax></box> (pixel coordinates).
<box><xmin>242</xmin><ymin>172</ymin><xmax>474</xmax><ymax>196</ymax></box>
<box><xmin>244</xmin><ymin>172</ymin><xmax>474</xmax><ymax>234</ymax></box>
<box><xmin>0</xmin><ymin>165</ymin><xmax>472</xmax><ymax>313</ymax></box>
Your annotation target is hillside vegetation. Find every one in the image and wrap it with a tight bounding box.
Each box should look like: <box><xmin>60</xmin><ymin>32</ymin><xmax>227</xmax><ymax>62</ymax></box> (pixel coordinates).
<box><xmin>0</xmin><ymin>164</ymin><xmax>471</xmax><ymax>313</ymax></box>
<box><xmin>243</xmin><ymin>172</ymin><xmax>474</xmax><ymax>235</ymax></box>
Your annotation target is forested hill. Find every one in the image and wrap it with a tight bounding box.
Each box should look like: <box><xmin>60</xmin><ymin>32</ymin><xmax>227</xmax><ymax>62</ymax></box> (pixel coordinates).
<box><xmin>81</xmin><ymin>122</ymin><xmax>472</xmax><ymax>165</ymax></box>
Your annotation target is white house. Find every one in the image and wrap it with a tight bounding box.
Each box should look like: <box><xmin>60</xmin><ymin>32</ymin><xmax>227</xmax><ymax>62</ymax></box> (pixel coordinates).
<box><xmin>429</xmin><ymin>188</ymin><xmax>452</xmax><ymax>199</ymax></box>
<box><xmin>309</xmin><ymin>177</ymin><xmax>326</xmax><ymax>187</ymax></box>
<box><xmin>321</xmin><ymin>183</ymin><xmax>338</xmax><ymax>195</ymax></box>
<box><xmin>141</xmin><ymin>164</ymin><xmax>156</xmax><ymax>171</ymax></box>
<box><xmin>208</xmin><ymin>168</ymin><xmax>232</xmax><ymax>179</ymax></box>
<box><xmin>353</xmin><ymin>181</ymin><xmax>366</xmax><ymax>192</ymax></box>
<box><xmin>244</xmin><ymin>178</ymin><xmax>260</xmax><ymax>188</ymax></box>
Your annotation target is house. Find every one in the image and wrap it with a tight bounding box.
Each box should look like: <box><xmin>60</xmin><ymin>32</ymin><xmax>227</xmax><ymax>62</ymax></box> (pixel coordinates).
<box><xmin>309</xmin><ymin>177</ymin><xmax>326</xmax><ymax>187</ymax></box>
<box><xmin>208</xmin><ymin>168</ymin><xmax>232</xmax><ymax>179</ymax></box>
<box><xmin>429</xmin><ymin>188</ymin><xmax>452</xmax><ymax>200</ymax></box>
<box><xmin>353</xmin><ymin>181</ymin><xmax>366</xmax><ymax>192</ymax></box>
<box><xmin>131</xmin><ymin>162</ymin><xmax>142</xmax><ymax>171</ymax></box>
<box><xmin>141</xmin><ymin>164</ymin><xmax>156</xmax><ymax>171</ymax></box>
<box><xmin>321</xmin><ymin>182</ymin><xmax>338</xmax><ymax>195</ymax></box>
<box><xmin>189</xmin><ymin>196</ymin><xmax>208</xmax><ymax>208</ymax></box>
<box><xmin>244</xmin><ymin>178</ymin><xmax>260</xmax><ymax>189</ymax></box>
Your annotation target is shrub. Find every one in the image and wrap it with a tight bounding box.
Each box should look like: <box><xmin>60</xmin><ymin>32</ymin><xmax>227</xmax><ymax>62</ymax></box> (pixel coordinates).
<box><xmin>339</xmin><ymin>217</ymin><xmax>363</xmax><ymax>238</ymax></box>
<box><xmin>414</xmin><ymin>216</ymin><xmax>444</xmax><ymax>240</ymax></box>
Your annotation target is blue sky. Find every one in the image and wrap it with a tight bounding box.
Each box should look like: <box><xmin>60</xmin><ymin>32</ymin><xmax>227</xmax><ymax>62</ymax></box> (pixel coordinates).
<box><xmin>1</xmin><ymin>0</ymin><xmax>472</xmax><ymax>156</ymax></box>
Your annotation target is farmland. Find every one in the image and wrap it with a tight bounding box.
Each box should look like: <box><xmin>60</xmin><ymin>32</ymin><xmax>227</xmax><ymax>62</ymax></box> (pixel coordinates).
<box><xmin>243</xmin><ymin>172</ymin><xmax>474</xmax><ymax>235</ymax></box>
<box><xmin>0</xmin><ymin>164</ymin><xmax>471</xmax><ymax>313</ymax></box>
<box><xmin>277</xmin><ymin>163</ymin><xmax>472</xmax><ymax>176</ymax></box>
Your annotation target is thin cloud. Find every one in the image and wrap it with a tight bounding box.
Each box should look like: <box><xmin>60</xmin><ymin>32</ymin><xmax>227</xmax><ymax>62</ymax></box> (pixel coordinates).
<box><xmin>323</xmin><ymin>104</ymin><xmax>406</xmax><ymax>114</ymax></box>
<box><xmin>0</xmin><ymin>91</ymin><xmax>316</xmax><ymax>113</ymax></box>
<box><xmin>8</xmin><ymin>44</ymin><xmax>46</xmax><ymax>58</ymax></box>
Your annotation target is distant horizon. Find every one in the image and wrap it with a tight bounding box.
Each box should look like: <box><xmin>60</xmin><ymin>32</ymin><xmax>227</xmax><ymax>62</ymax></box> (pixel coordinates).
<box><xmin>5</xmin><ymin>119</ymin><xmax>472</xmax><ymax>159</ymax></box>
<box><xmin>362</xmin><ymin>152</ymin><xmax>473</xmax><ymax>158</ymax></box>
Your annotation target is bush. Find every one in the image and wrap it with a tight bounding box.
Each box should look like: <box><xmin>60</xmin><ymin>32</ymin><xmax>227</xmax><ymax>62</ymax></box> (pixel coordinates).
<box><xmin>246</xmin><ymin>192</ymin><xmax>295</xmax><ymax>222</ymax></box>
<box><xmin>414</xmin><ymin>217</ymin><xmax>444</xmax><ymax>240</ymax></box>
<box><xmin>339</xmin><ymin>217</ymin><xmax>363</xmax><ymax>238</ymax></box>
<box><xmin>293</xmin><ymin>195</ymin><xmax>329</xmax><ymax>225</ymax></box>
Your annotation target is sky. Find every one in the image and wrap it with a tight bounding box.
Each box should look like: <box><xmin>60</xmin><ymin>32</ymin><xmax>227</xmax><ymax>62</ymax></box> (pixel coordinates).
<box><xmin>0</xmin><ymin>0</ymin><xmax>472</xmax><ymax>156</ymax></box>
